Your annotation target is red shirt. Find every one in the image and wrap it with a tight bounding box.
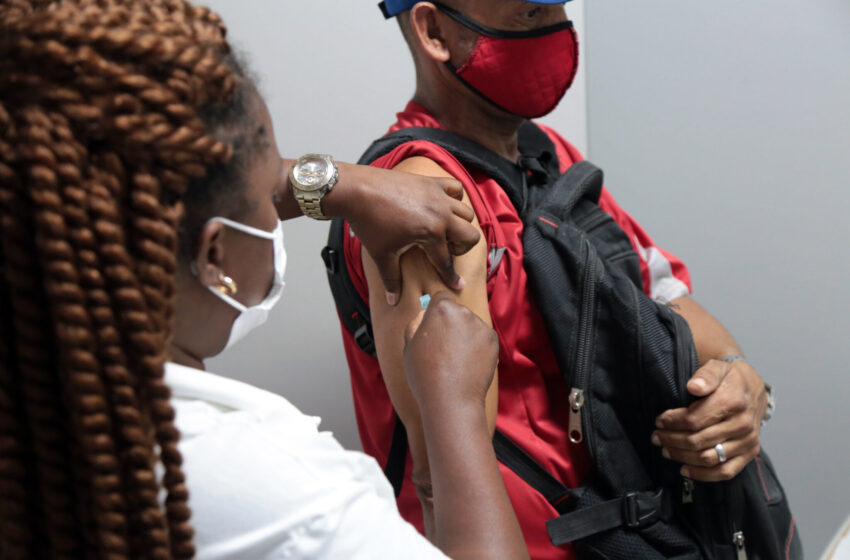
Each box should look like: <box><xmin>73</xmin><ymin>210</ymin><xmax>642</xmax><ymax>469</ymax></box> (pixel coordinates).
<box><xmin>339</xmin><ymin>102</ymin><xmax>692</xmax><ymax>560</ymax></box>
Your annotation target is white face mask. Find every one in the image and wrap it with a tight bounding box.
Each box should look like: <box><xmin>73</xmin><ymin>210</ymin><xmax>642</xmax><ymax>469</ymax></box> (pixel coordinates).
<box><xmin>205</xmin><ymin>216</ymin><xmax>287</xmax><ymax>352</ymax></box>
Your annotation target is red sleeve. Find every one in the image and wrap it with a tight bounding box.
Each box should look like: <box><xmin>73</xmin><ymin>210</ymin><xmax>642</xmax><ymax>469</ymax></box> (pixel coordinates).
<box><xmin>536</xmin><ymin>123</ymin><xmax>693</xmax><ymax>300</ymax></box>
<box><xmin>344</xmin><ymin>140</ymin><xmax>499</xmax><ymax>307</ymax></box>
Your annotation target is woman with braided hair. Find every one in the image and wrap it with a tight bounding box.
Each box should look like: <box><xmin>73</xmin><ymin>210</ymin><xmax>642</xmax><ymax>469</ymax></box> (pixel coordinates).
<box><xmin>0</xmin><ymin>0</ymin><xmax>529</xmax><ymax>559</ymax></box>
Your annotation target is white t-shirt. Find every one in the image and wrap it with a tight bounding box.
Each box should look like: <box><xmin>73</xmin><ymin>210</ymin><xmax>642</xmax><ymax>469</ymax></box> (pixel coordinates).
<box><xmin>165</xmin><ymin>362</ymin><xmax>448</xmax><ymax>560</ymax></box>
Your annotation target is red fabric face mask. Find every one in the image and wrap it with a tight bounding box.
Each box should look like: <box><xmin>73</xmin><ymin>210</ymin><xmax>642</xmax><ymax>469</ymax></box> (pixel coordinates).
<box><xmin>436</xmin><ymin>2</ymin><xmax>579</xmax><ymax>119</ymax></box>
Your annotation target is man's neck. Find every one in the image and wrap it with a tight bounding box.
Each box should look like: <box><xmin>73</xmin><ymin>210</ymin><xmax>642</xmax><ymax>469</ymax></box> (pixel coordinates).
<box><xmin>413</xmin><ymin>80</ymin><xmax>525</xmax><ymax>163</ymax></box>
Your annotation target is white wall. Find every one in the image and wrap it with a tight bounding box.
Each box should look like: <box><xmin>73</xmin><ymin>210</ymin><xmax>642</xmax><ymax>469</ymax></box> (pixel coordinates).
<box><xmin>203</xmin><ymin>0</ymin><xmax>588</xmax><ymax>451</ymax></box>
<box><xmin>585</xmin><ymin>1</ymin><xmax>850</xmax><ymax>555</ymax></box>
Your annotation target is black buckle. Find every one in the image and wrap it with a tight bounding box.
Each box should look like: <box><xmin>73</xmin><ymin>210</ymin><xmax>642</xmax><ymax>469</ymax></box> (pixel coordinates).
<box><xmin>354</xmin><ymin>323</ymin><xmax>376</xmax><ymax>356</ymax></box>
<box><xmin>321</xmin><ymin>247</ymin><xmax>337</xmax><ymax>275</ymax></box>
<box><xmin>622</xmin><ymin>492</ymin><xmax>661</xmax><ymax>529</ymax></box>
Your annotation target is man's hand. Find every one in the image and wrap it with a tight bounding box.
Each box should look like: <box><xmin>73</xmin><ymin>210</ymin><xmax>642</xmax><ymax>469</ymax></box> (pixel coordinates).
<box><xmin>652</xmin><ymin>358</ymin><xmax>768</xmax><ymax>482</ymax></box>
<box><xmin>403</xmin><ymin>292</ymin><xmax>498</xmax><ymax>412</ymax></box>
<box><xmin>327</xmin><ymin>164</ymin><xmax>480</xmax><ymax>306</ymax></box>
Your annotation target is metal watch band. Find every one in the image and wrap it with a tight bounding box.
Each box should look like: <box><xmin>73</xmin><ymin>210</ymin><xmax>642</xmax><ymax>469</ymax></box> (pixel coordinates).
<box><xmin>296</xmin><ymin>192</ymin><xmax>331</xmax><ymax>221</ymax></box>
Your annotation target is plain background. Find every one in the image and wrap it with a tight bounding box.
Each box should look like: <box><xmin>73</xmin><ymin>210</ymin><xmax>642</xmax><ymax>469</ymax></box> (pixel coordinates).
<box><xmin>203</xmin><ymin>0</ymin><xmax>849</xmax><ymax>556</ymax></box>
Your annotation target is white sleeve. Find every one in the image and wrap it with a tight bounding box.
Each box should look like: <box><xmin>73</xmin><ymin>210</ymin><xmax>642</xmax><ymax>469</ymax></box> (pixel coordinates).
<box><xmin>175</xmin><ymin>399</ymin><xmax>449</xmax><ymax>560</ymax></box>
<box><xmin>314</xmin><ymin>477</ymin><xmax>450</xmax><ymax>560</ymax></box>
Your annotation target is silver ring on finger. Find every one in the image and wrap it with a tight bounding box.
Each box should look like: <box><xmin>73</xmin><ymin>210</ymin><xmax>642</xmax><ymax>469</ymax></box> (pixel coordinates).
<box><xmin>714</xmin><ymin>443</ymin><xmax>728</xmax><ymax>464</ymax></box>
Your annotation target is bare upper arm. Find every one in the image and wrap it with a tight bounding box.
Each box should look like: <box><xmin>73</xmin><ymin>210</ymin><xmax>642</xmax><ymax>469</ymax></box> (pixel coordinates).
<box><xmin>361</xmin><ymin>156</ymin><xmax>495</xmax><ymax>492</ymax></box>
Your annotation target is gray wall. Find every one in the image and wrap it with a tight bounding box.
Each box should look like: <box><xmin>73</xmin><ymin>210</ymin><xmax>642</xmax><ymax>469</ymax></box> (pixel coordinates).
<box><xmin>203</xmin><ymin>1</ymin><xmax>588</xmax><ymax>453</ymax></box>
<box><xmin>585</xmin><ymin>1</ymin><xmax>850</xmax><ymax>555</ymax></box>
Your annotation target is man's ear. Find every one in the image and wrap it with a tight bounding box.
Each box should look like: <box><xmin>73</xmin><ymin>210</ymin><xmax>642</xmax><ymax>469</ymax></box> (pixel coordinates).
<box><xmin>194</xmin><ymin>220</ymin><xmax>227</xmax><ymax>288</ymax></box>
<box><xmin>409</xmin><ymin>3</ymin><xmax>452</xmax><ymax>63</ymax></box>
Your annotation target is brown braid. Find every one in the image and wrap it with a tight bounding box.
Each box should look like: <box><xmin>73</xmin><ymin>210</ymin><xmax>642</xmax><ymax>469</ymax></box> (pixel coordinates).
<box><xmin>0</xmin><ymin>1</ymin><xmax>252</xmax><ymax>557</ymax></box>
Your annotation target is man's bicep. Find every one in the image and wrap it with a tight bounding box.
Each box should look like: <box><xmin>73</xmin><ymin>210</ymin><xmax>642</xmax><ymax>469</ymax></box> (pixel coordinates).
<box><xmin>387</xmin><ymin>155</ymin><xmax>489</xmax><ymax>299</ymax></box>
<box><xmin>360</xmin><ymin>156</ymin><xmax>494</xmax><ymax>482</ymax></box>
<box><xmin>363</xmin><ymin>155</ymin><xmax>491</xmax><ymax>388</ymax></box>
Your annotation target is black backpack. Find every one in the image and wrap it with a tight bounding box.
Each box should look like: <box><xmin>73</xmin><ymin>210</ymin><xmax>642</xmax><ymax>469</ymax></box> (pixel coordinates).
<box><xmin>322</xmin><ymin>122</ymin><xmax>802</xmax><ymax>559</ymax></box>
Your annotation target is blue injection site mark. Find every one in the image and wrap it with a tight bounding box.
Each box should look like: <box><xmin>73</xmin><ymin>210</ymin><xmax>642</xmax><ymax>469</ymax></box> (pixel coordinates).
<box><xmin>419</xmin><ymin>294</ymin><xmax>431</xmax><ymax>310</ymax></box>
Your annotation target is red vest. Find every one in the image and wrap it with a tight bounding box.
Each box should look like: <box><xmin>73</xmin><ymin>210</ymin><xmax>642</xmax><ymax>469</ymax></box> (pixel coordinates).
<box><xmin>339</xmin><ymin>102</ymin><xmax>692</xmax><ymax>560</ymax></box>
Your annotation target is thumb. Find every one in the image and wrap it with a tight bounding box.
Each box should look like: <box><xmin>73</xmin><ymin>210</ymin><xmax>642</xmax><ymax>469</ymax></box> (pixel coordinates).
<box><xmin>404</xmin><ymin>310</ymin><xmax>426</xmax><ymax>347</ymax></box>
<box><xmin>373</xmin><ymin>253</ymin><xmax>402</xmax><ymax>306</ymax></box>
<box><xmin>687</xmin><ymin>361</ymin><xmax>728</xmax><ymax>397</ymax></box>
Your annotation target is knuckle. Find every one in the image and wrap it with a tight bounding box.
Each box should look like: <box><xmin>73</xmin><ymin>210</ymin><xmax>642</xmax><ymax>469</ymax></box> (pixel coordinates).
<box><xmin>729</xmin><ymin>394</ymin><xmax>748</xmax><ymax>412</ymax></box>
<box><xmin>423</xmin><ymin>216</ymin><xmax>443</xmax><ymax>237</ymax></box>
<box><xmin>745</xmin><ymin>430</ymin><xmax>760</xmax><ymax>446</ymax></box>
<box><xmin>680</xmin><ymin>414</ymin><xmax>701</xmax><ymax>431</ymax></box>
<box><xmin>686</xmin><ymin>417</ymin><xmax>704</xmax><ymax>432</ymax></box>
<box><xmin>733</xmin><ymin>418</ymin><xmax>753</xmax><ymax>437</ymax></box>
<box><xmin>685</xmin><ymin>434</ymin><xmax>703</xmax><ymax>450</ymax></box>
<box><xmin>719</xmin><ymin>464</ymin><xmax>737</xmax><ymax>480</ymax></box>
<box><xmin>431</xmin><ymin>297</ymin><xmax>454</xmax><ymax>316</ymax></box>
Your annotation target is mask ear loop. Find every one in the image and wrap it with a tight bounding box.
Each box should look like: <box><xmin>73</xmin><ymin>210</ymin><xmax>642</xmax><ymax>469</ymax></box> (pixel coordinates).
<box><xmin>195</xmin><ymin>217</ymin><xmax>272</xmax><ymax>313</ymax></box>
<box><xmin>210</xmin><ymin>216</ymin><xmax>277</xmax><ymax>240</ymax></box>
<box><xmin>188</xmin><ymin>216</ymin><xmax>275</xmax><ymax>281</ymax></box>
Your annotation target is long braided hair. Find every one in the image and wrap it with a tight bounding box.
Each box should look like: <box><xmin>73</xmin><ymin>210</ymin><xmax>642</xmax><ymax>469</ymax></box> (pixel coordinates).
<box><xmin>0</xmin><ymin>1</ymin><xmax>256</xmax><ymax>557</ymax></box>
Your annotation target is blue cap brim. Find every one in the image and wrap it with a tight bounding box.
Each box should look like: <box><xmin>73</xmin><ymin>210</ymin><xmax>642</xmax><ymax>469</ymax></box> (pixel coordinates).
<box><xmin>380</xmin><ymin>0</ymin><xmax>571</xmax><ymax>19</ymax></box>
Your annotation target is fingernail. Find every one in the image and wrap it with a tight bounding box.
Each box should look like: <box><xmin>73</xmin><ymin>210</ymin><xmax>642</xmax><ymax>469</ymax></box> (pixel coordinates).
<box><xmin>386</xmin><ymin>292</ymin><xmax>399</xmax><ymax>306</ymax></box>
<box><xmin>690</xmin><ymin>378</ymin><xmax>708</xmax><ymax>392</ymax></box>
<box><xmin>651</xmin><ymin>433</ymin><xmax>661</xmax><ymax>446</ymax></box>
<box><xmin>662</xmin><ymin>448</ymin><xmax>671</xmax><ymax>459</ymax></box>
<box><xmin>681</xmin><ymin>466</ymin><xmax>691</xmax><ymax>478</ymax></box>
<box><xmin>455</xmin><ymin>276</ymin><xmax>466</xmax><ymax>290</ymax></box>
<box><xmin>655</xmin><ymin>417</ymin><xmax>665</xmax><ymax>429</ymax></box>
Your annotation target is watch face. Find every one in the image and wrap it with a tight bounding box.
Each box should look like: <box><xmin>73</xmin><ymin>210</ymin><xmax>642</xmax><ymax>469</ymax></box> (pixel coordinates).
<box><xmin>294</xmin><ymin>155</ymin><xmax>330</xmax><ymax>191</ymax></box>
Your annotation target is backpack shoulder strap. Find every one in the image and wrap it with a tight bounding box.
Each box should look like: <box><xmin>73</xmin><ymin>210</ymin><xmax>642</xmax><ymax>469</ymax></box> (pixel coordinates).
<box><xmin>322</xmin><ymin>221</ymin><xmax>409</xmax><ymax>496</ymax></box>
<box><xmin>357</xmin><ymin>122</ymin><xmax>559</xmax><ymax>211</ymax></box>
<box><xmin>530</xmin><ymin>160</ymin><xmax>604</xmax><ymax>221</ymax></box>
<box><xmin>321</xmin><ymin>220</ymin><xmax>375</xmax><ymax>356</ymax></box>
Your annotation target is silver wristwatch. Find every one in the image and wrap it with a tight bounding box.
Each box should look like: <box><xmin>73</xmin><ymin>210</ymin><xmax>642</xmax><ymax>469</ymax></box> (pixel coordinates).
<box><xmin>289</xmin><ymin>154</ymin><xmax>339</xmax><ymax>220</ymax></box>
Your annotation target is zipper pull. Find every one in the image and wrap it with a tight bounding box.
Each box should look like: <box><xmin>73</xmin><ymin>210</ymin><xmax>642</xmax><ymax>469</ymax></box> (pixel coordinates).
<box><xmin>682</xmin><ymin>477</ymin><xmax>694</xmax><ymax>504</ymax></box>
<box><xmin>733</xmin><ymin>531</ymin><xmax>747</xmax><ymax>560</ymax></box>
<box><xmin>568</xmin><ymin>388</ymin><xmax>584</xmax><ymax>443</ymax></box>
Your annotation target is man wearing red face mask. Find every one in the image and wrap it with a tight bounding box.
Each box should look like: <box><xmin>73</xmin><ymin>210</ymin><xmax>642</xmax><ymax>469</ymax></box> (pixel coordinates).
<box><xmin>331</xmin><ymin>2</ymin><xmax>775</xmax><ymax>558</ymax></box>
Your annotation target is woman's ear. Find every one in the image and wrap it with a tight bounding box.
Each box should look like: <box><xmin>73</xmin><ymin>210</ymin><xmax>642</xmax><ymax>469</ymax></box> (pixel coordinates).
<box><xmin>194</xmin><ymin>220</ymin><xmax>227</xmax><ymax>288</ymax></box>
<box><xmin>409</xmin><ymin>3</ymin><xmax>452</xmax><ymax>63</ymax></box>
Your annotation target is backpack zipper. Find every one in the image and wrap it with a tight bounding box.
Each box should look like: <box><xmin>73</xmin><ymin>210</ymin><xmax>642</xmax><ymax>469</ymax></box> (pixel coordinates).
<box><xmin>682</xmin><ymin>477</ymin><xmax>694</xmax><ymax>504</ymax></box>
<box><xmin>733</xmin><ymin>531</ymin><xmax>748</xmax><ymax>560</ymax></box>
<box><xmin>568</xmin><ymin>388</ymin><xmax>584</xmax><ymax>443</ymax></box>
<box><xmin>665</xmin><ymin>305</ymin><xmax>700</xmax><ymax>505</ymax></box>
<box><xmin>568</xmin><ymin>238</ymin><xmax>600</xmax><ymax>450</ymax></box>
